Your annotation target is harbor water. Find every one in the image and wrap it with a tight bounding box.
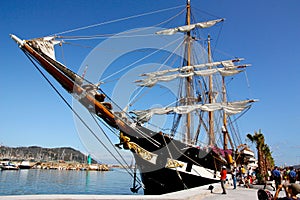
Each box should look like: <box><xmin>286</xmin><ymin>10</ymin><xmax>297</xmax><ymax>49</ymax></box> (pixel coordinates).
<box><xmin>0</xmin><ymin>168</ymin><xmax>143</xmax><ymax>196</ymax></box>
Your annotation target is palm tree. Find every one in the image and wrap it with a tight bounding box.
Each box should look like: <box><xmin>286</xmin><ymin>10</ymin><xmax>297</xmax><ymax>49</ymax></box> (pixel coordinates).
<box><xmin>262</xmin><ymin>144</ymin><xmax>274</xmax><ymax>172</ymax></box>
<box><xmin>262</xmin><ymin>144</ymin><xmax>270</xmax><ymax>180</ymax></box>
<box><xmin>247</xmin><ymin>129</ymin><xmax>266</xmax><ymax>183</ymax></box>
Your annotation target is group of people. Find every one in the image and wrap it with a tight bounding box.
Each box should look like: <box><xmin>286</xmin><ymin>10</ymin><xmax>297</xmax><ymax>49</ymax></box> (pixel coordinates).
<box><xmin>271</xmin><ymin>166</ymin><xmax>300</xmax><ymax>190</ymax></box>
<box><xmin>269</xmin><ymin>166</ymin><xmax>300</xmax><ymax>200</ymax></box>
<box><xmin>256</xmin><ymin>165</ymin><xmax>300</xmax><ymax>200</ymax></box>
<box><xmin>231</xmin><ymin>165</ymin><xmax>256</xmax><ymax>189</ymax></box>
<box><xmin>220</xmin><ymin>165</ymin><xmax>300</xmax><ymax>200</ymax></box>
<box><xmin>220</xmin><ymin>165</ymin><xmax>254</xmax><ymax>194</ymax></box>
<box><xmin>258</xmin><ymin>183</ymin><xmax>300</xmax><ymax>200</ymax></box>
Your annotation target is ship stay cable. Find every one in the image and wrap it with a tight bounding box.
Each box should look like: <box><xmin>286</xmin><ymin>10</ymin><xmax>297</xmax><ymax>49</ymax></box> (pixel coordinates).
<box><xmin>88</xmin><ymin>112</ymin><xmax>143</xmax><ymax>186</ymax></box>
<box><xmin>164</xmin><ymin>133</ymin><xmax>219</xmax><ymax>178</ymax></box>
<box><xmin>50</xmin><ymin>4</ymin><xmax>186</xmax><ymax>37</ymax></box>
<box><xmin>60</xmin><ymin>34</ymin><xmax>155</xmax><ymax>41</ymax></box>
<box><xmin>93</xmin><ymin>88</ymin><xmax>162</xmax><ymax>147</ymax></box>
<box><xmin>167</xmin><ymin>136</ymin><xmax>222</xmax><ymax>177</ymax></box>
<box><xmin>23</xmin><ymin>51</ymin><xmax>144</xmax><ymax>187</ymax></box>
<box><xmin>212</xmin><ymin>21</ymin><xmax>224</xmax><ymax>54</ymax></box>
<box><xmin>161</xmin><ymin>134</ymin><xmax>188</xmax><ymax>190</ymax></box>
<box><xmin>192</xmin><ymin>7</ymin><xmax>223</xmax><ymax>21</ymax></box>
<box><xmin>68</xmin><ymin>37</ymin><xmax>185</xmax><ymax>125</ymax></box>
<box><xmin>227</xmin><ymin>118</ymin><xmax>240</xmax><ymax>148</ymax></box>
<box><xmin>58</xmin><ymin>8</ymin><xmax>186</xmax><ymax>41</ymax></box>
<box><xmin>126</xmin><ymin>38</ymin><xmax>185</xmax><ymax>109</ymax></box>
<box><xmin>127</xmin><ymin>39</ymin><xmax>185</xmax><ymax>108</ymax></box>
<box><xmin>93</xmin><ymin>89</ymin><xmax>162</xmax><ymax>147</ymax></box>
<box><xmin>100</xmin><ymin>36</ymin><xmax>184</xmax><ymax>83</ymax></box>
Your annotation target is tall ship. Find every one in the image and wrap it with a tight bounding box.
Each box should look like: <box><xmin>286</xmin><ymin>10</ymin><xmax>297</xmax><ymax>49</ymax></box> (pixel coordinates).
<box><xmin>11</xmin><ymin>0</ymin><xmax>257</xmax><ymax>195</ymax></box>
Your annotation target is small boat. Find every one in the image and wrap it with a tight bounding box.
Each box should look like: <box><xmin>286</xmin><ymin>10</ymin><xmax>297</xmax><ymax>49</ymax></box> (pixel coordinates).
<box><xmin>18</xmin><ymin>161</ymin><xmax>32</xmax><ymax>169</ymax></box>
<box><xmin>1</xmin><ymin>162</ymin><xmax>19</xmax><ymax>170</ymax></box>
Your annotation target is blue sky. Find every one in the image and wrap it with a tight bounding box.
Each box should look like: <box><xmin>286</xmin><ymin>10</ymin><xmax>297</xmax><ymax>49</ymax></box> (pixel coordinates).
<box><xmin>1</xmin><ymin>0</ymin><xmax>300</xmax><ymax>166</ymax></box>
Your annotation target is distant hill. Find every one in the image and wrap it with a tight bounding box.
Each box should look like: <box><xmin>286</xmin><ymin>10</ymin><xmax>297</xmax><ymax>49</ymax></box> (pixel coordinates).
<box><xmin>0</xmin><ymin>145</ymin><xmax>96</xmax><ymax>163</ymax></box>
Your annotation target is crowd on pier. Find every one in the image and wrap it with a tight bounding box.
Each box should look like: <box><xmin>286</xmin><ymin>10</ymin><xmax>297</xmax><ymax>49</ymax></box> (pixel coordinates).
<box><xmin>256</xmin><ymin>166</ymin><xmax>300</xmax><ymax>200</ymax></box>
<box><xmin>269</xmin><ymin>166</ymin><xmax>300</xmax><ymax>189</ymax></box>
<box><xmin>227</xmin><ymin>165</ymin><xmax>300</xmax><ymax>190</ymax></box>
<box><xmin>221</xmin><ymin>165</ymin><xmax>300</xmax><ymax>199</ymax></box>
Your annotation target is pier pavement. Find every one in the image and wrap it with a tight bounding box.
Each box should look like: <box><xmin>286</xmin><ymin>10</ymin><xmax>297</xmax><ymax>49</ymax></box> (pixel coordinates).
<box><xmin>0</xmin><ymin>183</ymin><xmax>288</xmax><ymax>200</ymax></box>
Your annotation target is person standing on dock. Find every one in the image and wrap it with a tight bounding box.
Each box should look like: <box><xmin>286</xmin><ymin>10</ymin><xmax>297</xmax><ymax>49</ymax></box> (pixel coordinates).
<box><xmin>232</xmin><ymin>167</ymin><xmax>237</xmax><ymax>189</ymax></box>
<box><xmin>221</xmin><ymin>166</ymin><xmax>227</xmax><ymax>194</ymax></box>
<box><xmin>272</xmin><ymin>166</ymin><xmax>282</xmax><ymax>190</ymax></box>
<box><xmin>288</xmin><ymin>167</ymin><xmax>297</xmax><ymax>184</ymax></box>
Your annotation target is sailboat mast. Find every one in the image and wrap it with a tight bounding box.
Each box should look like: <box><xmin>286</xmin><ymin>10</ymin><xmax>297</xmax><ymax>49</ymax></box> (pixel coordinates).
<box><xmin>222</xmin><ymin>77</ymin><xmax>236</xmax><ymax>150</ymax></box>
<box><xmin>222</xmin><ymin>76</ymin><xmax>228</xmax><ymax>150</ymax></box>
<box><xmin>185</xmin><ymin>0</ymin><xmax>192</xmax><ymax>143</ymax></box>
<box><xmin>207</xmin><ymin>35</ymin><xmax>215</xmax><ymax>146</ymax></box>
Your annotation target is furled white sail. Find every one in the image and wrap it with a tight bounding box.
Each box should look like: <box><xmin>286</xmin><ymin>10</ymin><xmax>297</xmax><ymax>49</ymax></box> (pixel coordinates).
<box><xmin>141</xmin><ymin>65</ymin><xmax>194</xmax><ymax>77</ymax></box>
<box><xmin>31</xmin><ymin>37</ymin><xmax>60</xmax><ymax>60</ymax></box>
<box><xmin>136</xmin><ymin>72</ymin><xmax>194</xmax><ymax>87</ymax></box>
<box><xmin>131</xmin><ymin>100</ymin><xmax>257</xmax><ymax>123</ymax></box>
<box><xmin>136</xmin><ymin>62</ymin><xmax>247</xmax><ymax>87</ymax></box>
<box><xmin>140</xmin><ymin>59</ymin><xmax>245</xmax><ymax>78</ymax></box>
<box><xmin>156</xmin><ymin>18</ymin><xmax>224</xmax><ymax>35</ymax></box>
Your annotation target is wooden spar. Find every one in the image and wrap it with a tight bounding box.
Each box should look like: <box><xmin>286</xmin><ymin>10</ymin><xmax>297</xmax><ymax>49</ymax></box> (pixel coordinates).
<box><xmin>23</xmin><ymin>43</ymin><xmax>74</xmax><ymax>93</ymax></box>
<box><xmin>207</xmin><ymin>35</ymin><xmax>215</xmax><ymax>146</ymax></box>
<box><xmin>222</xmin><ymin>68</ymin><xmax>236</xmax><ymax>151</ymax></box>
<box><xmin>21</xmin><ymin>42</ymin><xmax>117</xmax><ymax>127</ymax></box>
<box><xmin>222</xmin><ymin>76</ymin><xmax>228</xmax><ymax>150</ymax></box>
<box><xmin>185</xmin><ymin>0</ymin><xmax>192</xmax><ymax>143</ymax></box>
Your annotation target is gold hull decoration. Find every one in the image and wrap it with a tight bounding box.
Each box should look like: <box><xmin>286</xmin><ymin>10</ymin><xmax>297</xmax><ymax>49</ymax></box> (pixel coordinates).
<box><xmin>119</xmin><ymin>132</ymin><xmax>157</xmax><ymax>164</ymax></box>
<box><xmin>165</xmin><ymin>158</ymin><xmax>184</xmax><ymax>169</ymax></box>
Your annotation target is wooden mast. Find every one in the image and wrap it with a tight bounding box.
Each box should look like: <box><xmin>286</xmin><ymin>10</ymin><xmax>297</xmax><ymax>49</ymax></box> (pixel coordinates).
<box><xmin>207</xmin><ymin>35</ymin><xmax>215</xmax><ymax>146</ymax></box>
<box><xmin>185</xmin><ymin>0</ymin><xmax>192</xmax><ymax>143</ymax></box>
<box><xmin>222</xmin><ymin>76</ymin><xmax>235</xmax><ymax>150</ymax></box>
<box><xmin>222</xmin><ymin>76</ymin><xmax>228</xmax><ymax>150</ymax></box>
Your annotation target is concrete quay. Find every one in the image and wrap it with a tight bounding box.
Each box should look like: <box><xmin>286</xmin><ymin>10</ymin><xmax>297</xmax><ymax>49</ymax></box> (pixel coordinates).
<box><xmin>0</xmin><ymin>183</ymin><xmax>287</xmax><ymax>200</ymax></box>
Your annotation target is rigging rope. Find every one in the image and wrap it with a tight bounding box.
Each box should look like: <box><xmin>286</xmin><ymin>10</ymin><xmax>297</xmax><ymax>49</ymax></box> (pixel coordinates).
<box><xmin>23</xmin><ymin>50</ymin><xmax>144</xmax><ymax>187</ymax></box>
<box><xmin>126</xmin><ymin>38</ymin><xmax>185</xmax><ymax>108</ymax></box>
<box><xmin>50</xmin><ymin>4</ymin><xmax>185</xmax><ymax>36</ymax></box>
<box><xmin>99</xmin><ymin>35</ymin><xmax>184</xmax><ymax>83</ymax></box>
<box><xmin>88</xmin><ymin>112</ymin><xmax>143</xmax><ymax>186</ymax></box>
<box><xmin>161</xmin><ymin>135</ymin><xmax>188</xmax><ymax>190</ymax></box>
<box><xmin>244</xmin><ymin>70</ymin><xmax>252</xmax><ymax>97</ymax></box>
<box><xmin>59</xmin><ymin>34</ymin><xmax>155</xmax><ymax>41</ymax></box>
<box><xmin>90</xmin><ymin>87</ymin><xmax>162</xmax><ymax>148</ymax></box>
<box><xmin>168</xmin><ymin>138</ymin><xmax>219</xmax><ymax>176</ymax></box>
<box><xmin>58</xmin><ymin>8</ymin><xmax>186</xmax><ymax>41</ymax></box>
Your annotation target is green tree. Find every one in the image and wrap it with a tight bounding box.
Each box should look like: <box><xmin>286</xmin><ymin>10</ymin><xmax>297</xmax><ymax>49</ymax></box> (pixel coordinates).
<box><xmin>262</xmin><ymin>144</ymin><xmax>274</xmax><ymax>172</ymax></box>
<box><xmin>247</xmin><ymin>129</ymin><xmax>266</xmax><ymax>184</ymax></box>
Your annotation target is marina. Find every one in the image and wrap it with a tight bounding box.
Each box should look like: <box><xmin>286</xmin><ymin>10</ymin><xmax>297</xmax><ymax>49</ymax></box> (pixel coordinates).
<box><xmin>0</xmin><ymin>160</ymin><xmax>109</xmax><ymax>171</ymax></box>
<box><xmin>3</xmin><ymin>0</ymin><xmax>300</xmax><ymax>198</ymax></box>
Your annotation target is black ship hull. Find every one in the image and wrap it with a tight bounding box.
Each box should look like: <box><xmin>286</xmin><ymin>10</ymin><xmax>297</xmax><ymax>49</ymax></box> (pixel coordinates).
<box><xmin>134</xmin><ymin>154</ymin><xmax>220</xmax><ymax>195</ymax></box>
<box><xmin>120</xmin><ymin>125</ymin><xmax>225</xmax><ymax>195</ymax></box>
